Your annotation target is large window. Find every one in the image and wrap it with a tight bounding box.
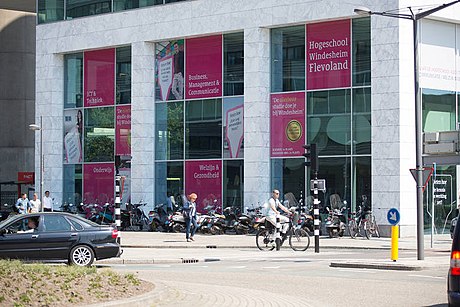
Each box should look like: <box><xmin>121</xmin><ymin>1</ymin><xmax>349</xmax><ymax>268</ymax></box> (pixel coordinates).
<box><xmin>271</xmin><ymin>26</ymin><xmax>305</xmax><ymax>93</ymax></box>
<box><xmin>64</xmin><ymin>53</ymin><xmax>83</xmax><ymax>109</ymax></box>
<box><xmin>307</xmin><ymin>89</ymin><xmax>351</xmax><ymax>156</ymax></box>
<box><xmin>155</xmin><ymin>102</ymin><xmax>184</xmax><ymax>160</ymax></box>
<box><xmin>185</xmin><ymin>99</ymin><xmax>222</xmax><ymax>159</ymax></box>
<box><xmin>422</xmin><ymin>89</ymin><xmax>456</xmax><ymax>132</ymax></box>
<box><xmin>66</xmin><ymin>0</ymin><xmax>111</xmax><ymax>20</ymax></box>
<box><xmin>352</xmin><ymin>87</ymin><xmax>371</xmax><ymax>154</ymax></box>
<box><xmin>352</xmin><ymin>17</ymin><xmax>371</xmax><ymax>86</ymax></box>
<box><xmin>154</xmin><ymin>33</ymin><xmax>244</xmax><ymax>213</ymax></box>
<box><xmin>38</xmin><ymin>0</ymin><xmax>65</xmax><ymax>24</ymax></box>
<box><xmin>271</xmin><ymin>158</ymin><xmax>305</xmax><ymax>205</ymax></box>
<box><xmin>63</xmin><ymin>47</ymin><xmax>132</xmax><ymax>205</ymax></box>
<box><xmin>224</xmin><ymin>33</ymin><xmax>244</xmax><ymax>96</ymax></box>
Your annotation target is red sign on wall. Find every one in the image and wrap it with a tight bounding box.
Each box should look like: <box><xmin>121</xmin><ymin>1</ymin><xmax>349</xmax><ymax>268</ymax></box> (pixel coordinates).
<box><xmin>270</xmin><ymin>92</ymin><xmax>305</xmax><ymax>157</ymax></box>
<box><xmin>84</xmin><ymin>48</ymin><xmax>115</xmax><ymax>107</ymax></box>
<box><xmin>116</xmin><ymin>105</ymin><xmax>131</xmax><ymax>156</ymax></box>
<box><xmin>18</xmin><ymin>172</ymin><xmax>34</xmax><ymax>183</ymax></box>
<box><xmin>83</xmin><ymin>163</ymin><xmax>114</xmax><ymax>204</ymax></box>
<box><xmin>185</xmin><ymin>160</ymin><xmax>222</xmax><ymax>214</ymax></box>
<box><xmin>185</xmin><ymin>35</ymin><xmax>222</xmax><ymax>99</ymax></box>
<box><xmin>306</xmin><ymin>20</ymin><xmax>351</xmax><ymax>90</ymax></box>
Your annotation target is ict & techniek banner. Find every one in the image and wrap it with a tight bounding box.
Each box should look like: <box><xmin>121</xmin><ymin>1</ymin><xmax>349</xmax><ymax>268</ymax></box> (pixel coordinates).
<box><xmin>270</xmin><ymin>92</ymin><xmax>305</xmax><ymax>157</ymax></box>
<box><xmin>84</xmin><ymin>48</ymin><xmax>115</xmax><ymax>107</ymax></box>
<box><xmin>306</xmin><ymin>19</ymin><xmax>351</xmax><ymax>90</ymax></box>
<box><xmin>185</xmin><ymin>35</ymin><xmax>222</xmax><ymax>99</ymax></box>
<box><xmin>185</xmin><ymin>160</ymin><xmax>222</xmax><ymax>214</ymax></box>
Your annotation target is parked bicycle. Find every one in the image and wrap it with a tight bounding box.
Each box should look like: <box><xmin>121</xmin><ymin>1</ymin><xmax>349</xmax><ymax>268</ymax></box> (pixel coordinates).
<box><xmin>348</xmin><ymin>206</ymin><xmax>380</xmax><ymax>239</ymax></box>
<box><xmin>121</xmin><ymin>202</ymin><xmax>150</xmax><ymax>231</ymax></box>
<box><xmin>256</xmin><ymin>209</ymin><xmax>310</xmax><ymax>251</ymax></box>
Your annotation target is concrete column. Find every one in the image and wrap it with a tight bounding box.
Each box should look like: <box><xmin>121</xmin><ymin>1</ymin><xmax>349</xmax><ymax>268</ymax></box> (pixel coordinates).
<box><xmin>35</xmin><ymin>45</ymin><xmax>64</xmax><ymax>207</ymax></box>
<box><xmin>130</xmin><ymin>41</ymin><xmax>155</xmax><ymax>209</ymax></box>
<box><xmin>243</xmin><ymin>27</ymin><xmax>271</xmax><ymax>207</ymax></box>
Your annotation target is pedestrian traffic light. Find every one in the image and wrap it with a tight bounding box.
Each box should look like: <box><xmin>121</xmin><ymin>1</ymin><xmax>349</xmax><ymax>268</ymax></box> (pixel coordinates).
<box><xmin>303</xmin><ymin>143</ymin><xmax>318</xmax><ymax>172</ymax></box>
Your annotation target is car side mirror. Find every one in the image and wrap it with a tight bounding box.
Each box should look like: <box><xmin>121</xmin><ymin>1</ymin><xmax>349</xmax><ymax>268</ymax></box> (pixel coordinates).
<box><xmin>0</xmin><ymin>229</ymin><xmax>6</xmax><ymax>235</ymax></box>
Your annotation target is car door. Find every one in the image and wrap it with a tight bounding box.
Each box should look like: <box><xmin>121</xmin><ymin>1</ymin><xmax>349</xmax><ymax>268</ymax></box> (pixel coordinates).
<box><xmin>0</xmin><ymin>215</ymin><xmax>42</xmax><ymax>260</ymax></box>
<box><xmin>37</xmin><ymin>214</ymin><xmax>79</xmax><ymax>260</ymax></box>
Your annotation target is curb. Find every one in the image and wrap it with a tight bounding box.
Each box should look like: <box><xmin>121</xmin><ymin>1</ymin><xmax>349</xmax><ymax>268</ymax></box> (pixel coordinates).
<box><xmin>330</xmin><ymin>261</ymin><xmax>423</xmax><ymax>271</ymax></box>
<box><xmin>96</xmin><ymin>257</ymin><xmax>221</xmax><ymax>265</ymax></box>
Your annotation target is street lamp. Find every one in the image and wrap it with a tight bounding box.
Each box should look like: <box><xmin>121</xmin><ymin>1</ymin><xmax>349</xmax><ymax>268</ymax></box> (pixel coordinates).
<box><xmin>355</xmin><ymin>1</ymin><xmax>460</xmax><ymax>260</ymax></box>
<box><xmin>29</xmin><ymin>116</ymin><xmax>43</xmax><ymax>211</ymax></box>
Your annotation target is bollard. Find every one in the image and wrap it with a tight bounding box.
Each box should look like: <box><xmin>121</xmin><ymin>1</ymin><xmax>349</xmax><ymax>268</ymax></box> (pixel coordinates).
<box><xmin>391</xmin><ymin>225</ymin><xmax>399</xmax><ymax>261</ymax></box>
<box><xmin>115</xmin><ymin>175</ymin><xmax>121</xmax><ymax>230</ymax></box>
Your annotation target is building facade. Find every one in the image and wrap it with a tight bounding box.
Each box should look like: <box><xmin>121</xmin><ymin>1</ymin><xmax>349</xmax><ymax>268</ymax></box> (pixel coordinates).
<box><xmin>35</xmin><ymin>0</ymin><xmax>460</xmax><ymax>236</ymax></box>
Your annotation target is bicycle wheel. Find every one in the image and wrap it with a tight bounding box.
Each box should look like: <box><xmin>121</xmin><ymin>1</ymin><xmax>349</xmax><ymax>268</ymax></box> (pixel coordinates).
<box><xmin>363</xmin><ymin>220</ymin><xmax>370</xmax><ymax>239</ymax></box>
<box><xmin>256</xmin><ymin>229</ymin><xmax>275</xmax><ymax>251</ymax></box>
<box><xmin>289</xmin><ymin>228</ymin><xmax>310</xmax><ymax>251</ymax></box>
<box><xmin>348</xmin><ymin>220</ymin><xmax>358</xmax><ymax>238</ymax></box>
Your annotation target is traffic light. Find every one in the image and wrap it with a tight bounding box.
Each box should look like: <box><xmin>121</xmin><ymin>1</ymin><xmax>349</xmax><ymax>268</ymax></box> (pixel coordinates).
<box><xmin>303</xmin><ymin>143</ymin><xmax>318</xmax><ymax>172</ymax></box>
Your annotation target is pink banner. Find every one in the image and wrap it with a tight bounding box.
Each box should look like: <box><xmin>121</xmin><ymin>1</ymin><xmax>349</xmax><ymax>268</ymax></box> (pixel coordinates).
<box><xmin>306</xmin><ymin>20</ymin><xmax>351</xmax><ymax>90</ymax></box>
<box><xmin>185</xmin><ymin>35</ymin><xmax>222</xmax><ymax>99</ymax></box>
<box><xmin>185</xmin><ymin>160</ymin><xmax>222</xmax><ymax>214</ymax></box>
<box><xmin>84</xmin><ymin>48</ymin><xmax>115</xmax><ymax>107</ymax></box>
<box><xmin>116</xmin><ymin>105</ymin><xmax>131</xmax><ymax>156</ymax></box>
<box><xmin>83</xmin><ymin>163</ymin><xmax>114</xmax><ymax>204</ymax></box>
<box><xmin>270</xmin><ymin>92</ymin><xmax>305</xmax><ymax>157</ymax></box>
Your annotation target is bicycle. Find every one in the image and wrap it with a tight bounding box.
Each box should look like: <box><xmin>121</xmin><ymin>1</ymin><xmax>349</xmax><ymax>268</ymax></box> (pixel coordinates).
<box><xmin>256</xmin><ymin>214</ymin><xmax>310</xmax><ymax>251</ymax></box>
<box><xmin>363</xmin><ymin>211</ymin><xmax>380</xmax><ymax>238</ymax></box>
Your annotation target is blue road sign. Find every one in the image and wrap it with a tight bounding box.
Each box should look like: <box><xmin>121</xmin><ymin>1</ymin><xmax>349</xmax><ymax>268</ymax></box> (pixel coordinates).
<box><xmin>387</xmin><ymin>208</ymin><xmax>400</xmax><ymax>226</ymax></box>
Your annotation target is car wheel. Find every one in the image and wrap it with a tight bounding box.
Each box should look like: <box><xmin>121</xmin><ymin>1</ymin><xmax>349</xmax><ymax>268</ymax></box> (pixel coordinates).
<box><xmin>69</xmin><ymin>245</ymin><xmax>95</xmax><ymax>266</ymax></box>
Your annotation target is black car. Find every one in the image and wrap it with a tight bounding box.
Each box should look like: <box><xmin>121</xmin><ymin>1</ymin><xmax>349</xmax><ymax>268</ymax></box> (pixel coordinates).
<box><xmin>0</xmin><ymin>212</ymin><xmax>121</xmax><ymax>266</ymax></box>
<box><xmin>449</xmin><ymin>216</ymin><xmax>460</xmax><ymax>306</ymax></box>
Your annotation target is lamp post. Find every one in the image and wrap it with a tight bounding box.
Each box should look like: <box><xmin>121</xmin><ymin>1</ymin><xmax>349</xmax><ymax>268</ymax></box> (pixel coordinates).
<box><xmin>29</xmin><ymin>116</ymin><xmax>43</xmax><ymax>210</ymax></box>
<box><xmin>355</xmin><ymin>1</ymin><xmax>460</xmax><ymax>260</ymax></box>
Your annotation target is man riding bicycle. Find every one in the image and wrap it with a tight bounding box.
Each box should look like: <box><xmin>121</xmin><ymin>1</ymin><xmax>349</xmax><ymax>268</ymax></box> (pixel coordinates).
<box><xmin>267</xmin><ymin>189</ymin><xmax>291</xmax><ymax>237</ymax></box>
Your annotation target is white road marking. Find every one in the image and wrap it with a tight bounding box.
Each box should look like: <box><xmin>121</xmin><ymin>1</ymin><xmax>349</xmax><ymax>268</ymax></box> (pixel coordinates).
<box><xmin>408</xmin><ymin>274</ymin><xmax>445</xmax><ymax>280</ymax></box>
<box><xmin>229</xmin><ymin>266</ymin><xmax>247</xmax><ymax>269</ymax></box>
<box><xmin>336</xmin><ymin>268</ymin><xmax>377</xmax><ymax>274</ymax></box>
<box><xmin>262</xmin><ymin>266</ymin><xmax>281</xmax><ymax>269</ymax></box>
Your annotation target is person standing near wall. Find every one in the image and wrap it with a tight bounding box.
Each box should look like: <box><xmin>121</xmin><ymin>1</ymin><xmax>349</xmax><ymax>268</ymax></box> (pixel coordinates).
<box><xmin>29</xmin><ymin>193</ymin><xmax>41</xmax><ymax>213</ymax></box>
<box><xmin>15</xmin><ymin>193</ymin><xmax>31</xmax><ymax>214</ymax></box>
<box><xmin>42</xmin><ymin>191</ymin><xmax>53</xmax><ymax>212</ymax></box>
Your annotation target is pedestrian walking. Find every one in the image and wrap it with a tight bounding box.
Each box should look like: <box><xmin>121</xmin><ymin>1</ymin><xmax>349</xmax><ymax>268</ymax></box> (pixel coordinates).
<box><xmin>15</xmin><ymin>193</ymin><xmax>31</xmax><ymax>214</ymax></box>
<box><xmin>183</xmin><ymin>193</ymin><xmax>198</xmax><ymax>242</ymax></box>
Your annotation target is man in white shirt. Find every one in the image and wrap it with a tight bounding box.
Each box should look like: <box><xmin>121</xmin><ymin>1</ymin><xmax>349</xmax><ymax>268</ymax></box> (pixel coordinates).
<box><xmin>43</xmin><ymin>190</ymin><xmax>53</xmax><ymax>212</ymax></box>
<box><xmin>29</xmin><ymin>193</ymin><xmax>41</xmax><ymax>213</ymax></box>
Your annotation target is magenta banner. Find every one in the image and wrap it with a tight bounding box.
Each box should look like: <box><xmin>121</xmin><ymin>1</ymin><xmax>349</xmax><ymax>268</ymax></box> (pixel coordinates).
<box><xmin>84</xmin><ymin>48</ymin><xmax>115</xmax><ymax>107</ymax></box>
<box><xmin>83</xmin><ymin>163</ymin><xmax>114</xmax><ymax>204</ymax></box>
<box><xmin>185</xmin><ymin>160</ymin><xmax>222</xmax><ymax>214</ymax></box>
<box><xmin>306</xmin><ymin>20</ymin><xmax>351</xmax><ymax>90</ymax></box>
<box><xmin>270</xmin><ymin>92</ymin><xmax>305</xmax><ymax>157</ymax></box>
<box><xmin>185</xmin><ymin>35</ymin><xmax>222</xmax><ymax>99</ymax></box>
<box><xmin>116</xmin><ymin>105</ymin><xmax>131</xmax><ymax>156</ymax></box>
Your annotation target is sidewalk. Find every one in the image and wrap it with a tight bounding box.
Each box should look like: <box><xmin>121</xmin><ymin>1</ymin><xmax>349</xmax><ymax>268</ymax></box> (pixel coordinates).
<box><xmin>96</xmin><ymin>231</ymin><xmax>453</xmax><ymax>271</ymax></box>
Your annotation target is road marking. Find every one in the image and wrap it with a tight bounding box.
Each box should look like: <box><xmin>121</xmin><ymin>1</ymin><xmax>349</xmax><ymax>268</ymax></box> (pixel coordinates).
<box><xmin>408</xmin><ymin>274</ymin><xmax>445</xmax><ymax>280</ymax></box>
<box><xmin>229</xmin><ymin>266</ymin><xmax>247</xmax><ymax>269</ymax></box>
<box><xmin>263</xmin><ymin>266</ymin><xmax>281</xmax><ymax>269</ymax></box>
<box><xmin>336</xmin><ymin>269</ymin><xmax>377</xmax><ymax>274</ymax></box>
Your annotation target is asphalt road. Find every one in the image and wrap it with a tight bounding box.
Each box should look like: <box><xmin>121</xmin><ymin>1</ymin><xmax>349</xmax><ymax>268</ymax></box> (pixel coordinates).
<box><xmin>108</xmin><ymin>248</ymin><xmax>449</xmax><ymax>307</ymax></box>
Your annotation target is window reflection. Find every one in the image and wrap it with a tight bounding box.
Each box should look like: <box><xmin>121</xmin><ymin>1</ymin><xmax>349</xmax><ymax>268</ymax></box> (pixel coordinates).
<box><xmin>63</xmin><ymin>164</ymin><xmax>83</xmax><ymax>206</ymax></box>
<box><xmin>116</xmin><ymin>47</ymin><xmax>132</xmax><ymax>105</ymax></box>
<box><xmin>422</xmin><ymin>89</ymin><xmax>456</xmax><ymax>132</ymax></box>
<box><xmin>155</xmin><ymin>161</ymin><xmax>183</xmax><ymax>205</ymax></box>
<box><xmin>66</xmin><ymin>0</ymin><xmax>111</xmax><ymax>20</ymax></box>
<box><xmin>224</xmin><ymin>33</ymin><xmax>244</xmax><ymax>96</ymax></box>
<box><xmin>185</xmin><ymin>99</ymin><xmax>222</xmax><ymax>159</ymax></box>
<box><xmin>84</xmin><ymin>107</ymin><xmax>115</xmax><ymax>162</ymax></box>
<box><xmin>271</xmin><ymin>26</ymin><xmax>305</xmax><ymax>92</ymax></box>
<box><xmin>64</xmin><ymin>53</ymin><xmax>83</xmax><ymax>109</ymax></box>
<box><xmin>155</xmin><ymin>102</ymin><xmax>184</xmax><ymax>160</ymax></box>
<box><xmin>352</xmin><ymin>18</ymin><xmax>371</xmax><ymax>86</ymax></box>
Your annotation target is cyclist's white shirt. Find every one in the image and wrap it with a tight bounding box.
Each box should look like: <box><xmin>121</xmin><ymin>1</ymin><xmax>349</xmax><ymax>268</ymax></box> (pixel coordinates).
<box><xmin>267</xmin><ymin>197</ymin><xmax>280</xmax><ymax>217</ymax></box>
<box><xmin>267</xmin><ymin>197</ymin><xmax>289</xmax><ymax>232</ymax></box>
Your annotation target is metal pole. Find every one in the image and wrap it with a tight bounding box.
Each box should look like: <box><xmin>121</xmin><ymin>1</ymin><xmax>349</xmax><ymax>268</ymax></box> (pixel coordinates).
<box><xmin>413</xmin><ymin>18</ymin><xmax>424</xmax><ymax>260</ymax></box>
<box><xmin>115</xmin><ymin>175</ymin><xmax>121</xmax><ymax>230</ymax></box>
<box><xmin>313</xmin><ymin>170</ymin><xmax>319</xmax><ymax>253</ymax></box>
<box><xmin>40</xmin><ymin>116</ymin><xmax>44</xmax><ymax>210</ymax></box>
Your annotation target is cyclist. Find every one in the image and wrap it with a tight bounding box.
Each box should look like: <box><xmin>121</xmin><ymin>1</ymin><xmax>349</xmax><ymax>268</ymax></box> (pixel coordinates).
<box><xmin>267</xmin><ymin>189</ymin><xmax>291</xmax><ymax>238</ymax></box>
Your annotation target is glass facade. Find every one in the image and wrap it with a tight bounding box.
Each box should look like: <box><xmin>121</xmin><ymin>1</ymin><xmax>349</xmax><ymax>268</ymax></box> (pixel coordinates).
<box><xmin>63</xmin><ymin>47</ymin><xmax>132</xmax><ymax>206</ymax></box>
<box><xmin>154</xmin><ymin>33</ymin><xmax>244</xmax><ymax>212</ymax></box>
<box><xmin>38</xmin><ymin>0</ymin><xmax>190</xmax><ymax>24</ymax></box>
<box><xmin>270</xmin><ymin>18</ymin><xmax>371</xmax><ymax>212</ymax></box>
